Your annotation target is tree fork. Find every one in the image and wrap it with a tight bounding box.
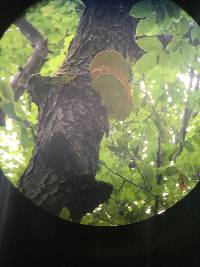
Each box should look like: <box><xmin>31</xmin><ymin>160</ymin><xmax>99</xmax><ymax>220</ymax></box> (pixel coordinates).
<box><xmin>18</xmin><ymin>0</ymin><xmax>138</xmax><ymax>222</ymax></box>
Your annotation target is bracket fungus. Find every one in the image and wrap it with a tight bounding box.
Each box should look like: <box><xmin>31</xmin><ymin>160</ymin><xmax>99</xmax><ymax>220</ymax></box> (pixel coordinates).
<box><xmin>90</xmin><ymin>50</ymin><xmax>132</xmax><ymax>120</ymax></box>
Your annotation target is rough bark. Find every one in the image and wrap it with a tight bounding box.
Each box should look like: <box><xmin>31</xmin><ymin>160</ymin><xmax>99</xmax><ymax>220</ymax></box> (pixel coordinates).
<box><xmin>18</xmin><ymin>0</ymin><xmax>138</xmax><ymax>222</ymax></box>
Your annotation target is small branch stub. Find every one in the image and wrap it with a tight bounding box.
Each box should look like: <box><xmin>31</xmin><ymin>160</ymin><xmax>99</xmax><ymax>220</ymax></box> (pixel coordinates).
<box><xmin>90</xmin><ymin>50</ymin><xmax>133</xmax><ymax>120</ymax></box>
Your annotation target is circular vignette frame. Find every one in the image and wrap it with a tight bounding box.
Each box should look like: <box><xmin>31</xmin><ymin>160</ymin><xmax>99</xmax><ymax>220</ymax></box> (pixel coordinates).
<box><xmin>0</xmin><ymin>0</ymin><xmax>200</xmax><ymax>266</ymax></box>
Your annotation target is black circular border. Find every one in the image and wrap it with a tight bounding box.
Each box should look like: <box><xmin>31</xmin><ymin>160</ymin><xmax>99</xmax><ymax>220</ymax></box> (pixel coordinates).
<box><xmin>0</xmin><ymin>0</ymin><xmax>200</xmax><ymax>266</ymax></box>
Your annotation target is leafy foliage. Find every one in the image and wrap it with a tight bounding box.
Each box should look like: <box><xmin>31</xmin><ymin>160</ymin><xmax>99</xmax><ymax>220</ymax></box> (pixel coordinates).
<box><xmin>0</xmin><ymin>0</ymin><xmax>200</xmax><ymax>226</ymax></box>
<box><xmin>0</xmin><ymin>0</ymin><xmax>82</xmax><ymax>186</ymax></box>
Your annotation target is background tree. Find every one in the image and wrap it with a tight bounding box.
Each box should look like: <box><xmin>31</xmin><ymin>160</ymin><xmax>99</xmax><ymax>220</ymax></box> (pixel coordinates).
<box><xmin>0</xmin><ymin>0</ymin><xmax>200</xmax><ymax>225</ymax></box>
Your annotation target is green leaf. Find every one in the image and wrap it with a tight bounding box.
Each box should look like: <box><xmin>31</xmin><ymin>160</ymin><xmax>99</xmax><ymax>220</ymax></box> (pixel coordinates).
<box><xmin>136</xmin><ymin>36</ymin><xmax>163</xmax><ymax>52</ymax></box>
<box><xmin>155</xmin><ymin>5</ymin><xmax>165</xmax><ymax>25</ymax></box>
<box><xmin>166</xmin><ymin>34</ymin><xmax>183</xmax><ymax>51</ymax></box>
<box><xmin>134</xmin><ymin>52</ymin><xmax>157</xmax><ymax>74</ymax></box>
<box><xmin>107</xmin><ymin>145</ymin><xmax>123</xmax><ymax>154</ymax></box>
<box><xmin>119</xmin><ymin>183</ymin><xmax>136</xmax><ymax>201</ymax></box>
<box><xmin>187</xmin><ymin>90</ymin><xmax>200</xmax><ymax>109</ymax></box>
<box><xmin>179</xmin><ymin>40</ymin><xmax>196</xmax><ymax>63</ymax></box>
<box><xmin>169</xmin><ymin>49</ymin><xmax>183</xmax><ymax>67</ymax></box>
<box><xmin>59</xmin><ymin>207</ymin><xmax>71</xmax><ymax>220</ymax></box>
<box><xmin>14</xmin><ymin>102</ymin><xmax>27</xmax><ymax>119</ymax></box>
<box><xmin>165</xmin><ymin>1</ymin><xmax>180</xmax><ymax>18</ymax></box>
<box><xmin>159</xmin><ymin>51</ymin><xmax>170</xmax><ymax>66</ymax></box>
<box><xmin>192</xmin><ymin>135</ymin><xmax>200</xmax><ymax>145</ymax></box>
<box><xmin>140</xmin><ymin>165</ymin><xmax>155</xmax><ymax>183</ymax></box>
<box><xmin>152</xmin><ymin>181</ymin><xmax>163</xmax><ymax>195</ymax></box>
<box><xmin>129</xmin><ymin>0</ymin><xmax>154</xmax><ymax>18</ymax></box>
<box><xmin>0</xmin><ymin>80</ymin><xmax>14</xmax><ymax>102</ymax></box>
<box><xmin>146</xmin><ymin>23</ymin><xmax>161</xmax><ymax>36</ymax></box>
<box><xmin>20</xmin><ymin>127</ymin><xmax>31</xmax><ymax>149</ymax></box>
<box><xmin>1</xmin><ymin>102</ymin><xmax>16</xmax><ymax>118</ymax></box>
<box><xmin>164</xmin><ymin>167</ymin><xmax>179</xmax><ymax>176</ymax></box>
<box><xmin>156</xmin><ymin>6</ymin><xmax>173</xmax><ymax>31</ymax></box>
<box><xmin>81</xmin><ymin>213</ymin><xmax>94</xmax><ymax>224</ymax></box>
<box><xmin>173</xmin><ymin>17</ymin><xmax>189</xmax><ymax>35</ymax></box>
<box><xmin>136</xmin><ymin>14</ymin><xmax>156</xmax><ymax>36</ymax></box>
<box><xmin>183</xmin><ymin>140</ymin><xmax>194</xmax><ymax>153</ymax></box>
<box><xmin>191</xmin><ymin>25</ymin><xmax>200</xmax><ymax>41</ymax></box>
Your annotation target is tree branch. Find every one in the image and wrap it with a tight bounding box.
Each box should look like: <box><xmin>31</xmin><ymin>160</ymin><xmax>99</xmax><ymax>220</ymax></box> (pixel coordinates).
<box><xmin>0</xmin><ymin>17</ymin><xmax>48</xmax><ymax>126</ymax></box>
<box><xmin>99</xmin><ymin>160</ymin><xmax>164</xmax><ymax>206</ymax></box>
<box><xmin>11</xmin><ymin>17</ymin><xmax>48</xmax><ymax>100</ymax></box>
<box><xmin>170</xmin><ymin>71</ymin><xmax>200</xmax><ymax>162</ymax></box>
<box><xmin>153</xmin><ymin>134</ymin><xmax>163</xmax><ymax>215</ymax></box>
<box><xmin>0</xmin><ymin>16</ymin><xmax>48</xmax><ymax>127</ymax></box>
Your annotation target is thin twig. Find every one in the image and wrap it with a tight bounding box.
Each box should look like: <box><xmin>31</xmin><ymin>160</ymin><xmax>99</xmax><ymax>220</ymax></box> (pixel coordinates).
<box><xmin>153</xmin><ymin>134</ymin><xmax>163</xmax><ymax>215</ymax></box>
<box><xmin>99</xmin><ymin>161</ymin><xmax>167</xmax><ymax>209</ymax></box>
<box><xmin>170</xmin><ymin>70</ymin><xmax>200</xmax><ymax>161</ymax></box>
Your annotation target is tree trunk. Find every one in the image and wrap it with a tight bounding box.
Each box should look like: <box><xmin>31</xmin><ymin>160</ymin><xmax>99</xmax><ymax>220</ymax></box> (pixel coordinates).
<box><xmin>18</xmin><ymin>0</ymin><xmax>137</xmax><ymax>222</ymax></box>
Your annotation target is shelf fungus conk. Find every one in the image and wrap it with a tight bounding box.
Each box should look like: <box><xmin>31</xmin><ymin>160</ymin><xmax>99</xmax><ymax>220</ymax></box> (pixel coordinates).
<box><xmin>90</xmin><ymin>50</ymin><xmax>132</xmax><ymax>120</ymax></box>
